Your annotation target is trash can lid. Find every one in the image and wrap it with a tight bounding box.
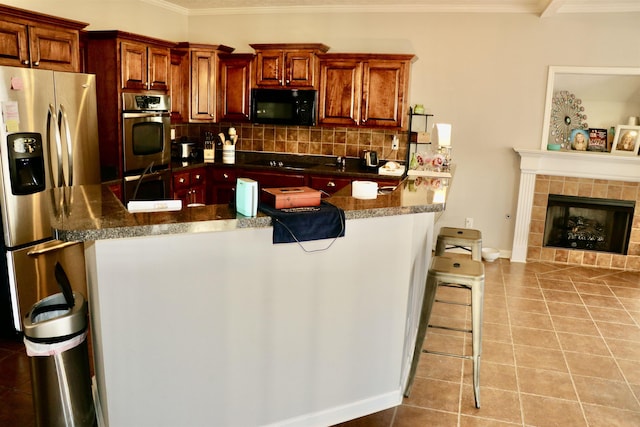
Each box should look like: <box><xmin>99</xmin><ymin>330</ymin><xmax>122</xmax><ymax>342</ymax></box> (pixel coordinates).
<box><xmin>23</xmin><ymin>292</ymin><xmax>87</xmax><ymax>341</ymax></box>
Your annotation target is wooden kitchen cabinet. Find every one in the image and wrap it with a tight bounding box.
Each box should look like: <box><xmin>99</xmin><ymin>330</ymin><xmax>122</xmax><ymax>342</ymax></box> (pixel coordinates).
<box><xmin>173</xmin><ymin>167</ymin><xmax>207</xmax><ymax>206</ymax></box>
<box><xmin>0</xmin><ymin>5</ymin><xmax>86</xmax><ymax>72</ymax></box>
<box><xmin>86</xmin><ymin>31</ymin><xmax>175</xmax><ymax>181</ymax></box>
<box><xmin>121</xmin><ymin>40</ymin><xmax>170</xmax><ymax>91</ymax></box>
<box><xmin>318</xmin><ymin>54</ymin><xmax>414</xmax><ymax>129</ymax></box>
<box><xmin>208</xmin><ymin>166</ymin><xmax>237</xmax><ymax>204</ymax></box>
<box><xmin>218</xmin><ymin>53</ymin><xmax>253</xmax><ymax>122</ymax></box>
<box><xmin>308</xmin><ymin>175</ymin><xmax>352</xmax><ymax>195</ymax></box>
<box><xmin>170</xmin><ymin>49</ymin><xmax>189</xmax><ymax>123</ymax></box>
<box><xmin>173</xmin><ymin>43</ymin><xmax>235</xmax><ymax>122</ymax></box>
<box><xmin>250</xmin><ymin>43</ymin><xmax>329</xmax><ymax>88</ymax></box>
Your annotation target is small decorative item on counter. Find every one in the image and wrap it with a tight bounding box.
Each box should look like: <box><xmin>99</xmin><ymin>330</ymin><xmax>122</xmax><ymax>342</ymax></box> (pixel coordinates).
<box><xmin>204</xmin><ymin>131</ymin><xmax>215</xmax><ymax>162</ymax></box>
<box><xmin>413</xmin><ymin>104</ymin><xmax>425</xmax><ymax>114</ymax></box>
<box><xmin>409</xmin><ymin>152</ymin><xmax>419</xmax><ymax>170</ymax></box>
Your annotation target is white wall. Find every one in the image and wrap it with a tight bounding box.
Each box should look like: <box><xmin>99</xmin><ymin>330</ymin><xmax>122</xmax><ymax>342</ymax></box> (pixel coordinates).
<box><xmin>7</xmin><ymin>1</ymin><xmax>640</xmax><ymax>253</ymax></box>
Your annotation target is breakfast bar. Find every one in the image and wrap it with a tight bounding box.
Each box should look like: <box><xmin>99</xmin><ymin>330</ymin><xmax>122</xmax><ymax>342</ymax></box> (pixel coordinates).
<box><xmin>50</xmin><ymin>178</ymin><xmax>449</xmax><ymax>427</ymax></box>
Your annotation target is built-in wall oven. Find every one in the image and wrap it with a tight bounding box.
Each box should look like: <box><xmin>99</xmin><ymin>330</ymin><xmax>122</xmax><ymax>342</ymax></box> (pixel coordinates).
<box><xmin>122</xmin><ymin>93</ymin><xmax>171</xmax><ymax>203</ymax></box>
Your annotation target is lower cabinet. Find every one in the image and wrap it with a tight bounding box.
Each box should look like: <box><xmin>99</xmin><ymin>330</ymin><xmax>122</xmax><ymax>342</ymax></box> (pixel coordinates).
<box><xmin>308</xmin><ymin>175</ymin><xmax>352</xmax><ymax>195</ymax></box>
<box><xmin>173</xmin><ymin>167</ymin><xmax>207</xmax><ymax>206</ymax></box>
<box><xmin>239</xmin><ymin>169</ymin><xmax>306</xmax><ymax>203</ymax></box>
<box><xmin>208</xmin><ymin>166</ymin><xmax>237</xmax><ymax>204</ymax></box>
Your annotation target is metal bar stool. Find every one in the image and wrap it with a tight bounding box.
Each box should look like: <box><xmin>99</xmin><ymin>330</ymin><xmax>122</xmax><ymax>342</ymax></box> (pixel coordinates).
<box><xmin>404</xmin><ymin>256</ymin><xmax>485</xmax><ymax>408</ymax></box>
<box><xmin>435</xmin><ymin>227</ymin><xmax>482</xmax><ymax>261</ymax></box>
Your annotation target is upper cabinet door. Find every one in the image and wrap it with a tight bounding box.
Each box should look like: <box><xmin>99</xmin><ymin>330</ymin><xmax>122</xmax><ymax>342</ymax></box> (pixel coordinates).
<box><xmin>285</xmin><ymin>51</ymin><xmax>315</xmax><ymax>88</ymax></box>
<box><xmin>121</xmin><ymin>41</ymin><xmax>147</xmax><ymax>90</ymax></box>
<box><xmin>361</xmin><ymin>60</ymin><xmax>408</xmax><ymax>128</ymax></box>
<box><xmin>0</xmin><ymin>20</ymin><xmax>30</xmax><ymax>67</ymax></box>
<box><xmin>251</xmin><ymin>44</ymin><xmax>329</xmax><ymax>89</ymax></box>
<box><xmin>28</xmin><ymin>26</ymin><xmax>79</xmax><ymax>72</ymax></box>
<box><xmin>318</xmin><ymin>59</ymin><xmax>362</xmax><ymax>127</ymax></box>
<box><xmin>218</xmin><ymin>53</ymin><xmax>253</xmax><ymax>122</ymax></box>
<box><xmin>191</xmin><ymin>50</ymin><xmax>216</xmax><ymax>121</ymax></box>
<box><xmin>254</xmin><ymin>49</ymin><xmax>283</xmax><ymax>87</ymax></box>
<box><xmin>0</xmin><ymin>6</ymin><xmax>86</xmax><ymax>72</ymax></box>
<box><xmin>148</xmin><ymin>46</ymin><xmax>170</xmax><ymax>92</ymax></box>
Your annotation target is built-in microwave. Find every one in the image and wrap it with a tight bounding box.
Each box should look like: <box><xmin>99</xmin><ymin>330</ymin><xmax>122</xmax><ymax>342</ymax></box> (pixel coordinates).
<box><xmin>251</xmin><ymin>89</ymin><xmax>316</xmax><ymax>126</ymax></box>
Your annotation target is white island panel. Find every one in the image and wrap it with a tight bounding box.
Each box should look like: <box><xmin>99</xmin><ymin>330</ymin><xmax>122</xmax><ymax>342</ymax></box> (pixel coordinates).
<box><xmin>85</xmin><ymin>212</ymin><xmax>434</xmax><ymax>427</ymax></box>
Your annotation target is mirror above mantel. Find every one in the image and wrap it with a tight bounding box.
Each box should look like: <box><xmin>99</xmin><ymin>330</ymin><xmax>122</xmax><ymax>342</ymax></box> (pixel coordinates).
<box><xmin>541</xmin><ymin>66</ymin><xmax>640</xmax><ymax>151</ymax></box>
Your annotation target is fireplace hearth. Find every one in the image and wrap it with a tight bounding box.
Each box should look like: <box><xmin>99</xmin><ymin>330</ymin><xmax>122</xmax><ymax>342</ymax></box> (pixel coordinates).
<box><xmin>543</xmin><ymin>195</ymin><xmax>634</xmax><ymax>255</ymax></box>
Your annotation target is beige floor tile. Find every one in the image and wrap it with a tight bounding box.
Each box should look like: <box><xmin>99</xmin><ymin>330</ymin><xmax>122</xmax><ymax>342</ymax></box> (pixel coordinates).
<box><xmin>482</xmin><ymin>322</ymin><xmax>511</xmax><ymax>343</ymax></box>
<box><xmin>609</xmin><ymin>286</ymin><xmax>640</xmax><ymax>300</ymax></box>
<box><xmin>617</xmin><ymin>359</ymin><xmax>640</xmax><ymax>385</ymax></box>
<box><xmin>573</xmin><ymin>282</ymin><xmax>614</xmax><ymax>296</ymax></box>
<box><xmin>542</xmin><ymin>289</ymin><xmax>584</xmax><ymax>304</ymax></box>
<box><xmin>509</xmin><ymin>311</ymin><xmax>553</xmax><ymax>330</ymax></box>
<box><xmin>546</xmin><ymin>301</ymin><xmax>591</xmax><ymax>319</ymax></box>
<box><xmin>504</xmin><ymin>285</ymin><xmax>543</xmax><ymax>300</ymax></box>
<box><xmin>564</xmin><ymin>351</ymin><xmax>625</xmax><ymax>381</ymax></box>
<box><xmin>537</xmin><ymin>278</ymin><xmax>575</xmax><ymax>291</ymax></box>
<box><xmin>605</xmin><ymin>338</ymin><xmax>640</xmax><ymax>362</ymax></box>
<box><xmin>572</xmin><ymin>375</ymin><xmax>640</xmax><ymax>411</ymax></box>
<box><xmin>517</xmin><ymin>367</ymin><xmax>577</xmax><ymax>400</ymax></box>
<box><xmin>520</xmin><ymin>394</ymin><xmax>587</xmax><ymax>427</ymax></box>
<box><xmin>596</xmin><ymin>321</ymin><xmax>640</xmax><ymax>341</ymax></box>
<box><xmin>506</xmin><ymin>297</ymin><xmax>548</xmax><ymax>315</ymax></box>
<box><xmin>459</xmin><ymin>385</ymin><xmax>522</xmax><ymax>424</ymax></box>
<box><xmin>582</xmin><ymin>404</ymin><xmax>640</xmax><ymax>427</ymax></box>
<box><xmin>462</xmin><ymin>360</ymin><xmax>518</xmax><ymax>392</ymax></box>
<box><xmin>581</xmin><ymin>293</ymin><xmax>625</xmax><ymax>309</ymax></box>
<box><xmin>513</xmin><ymin>344</ymin><xmax>568</xmax><ymax>372</ymax></box>
<box><xmin>619</xmin><ymin>297</ymin><xmax>640</xmax><ymax>312</ymax></box>
<box><xmin>424</xmin><ymin>331</ymin><xmax>466</xmax><ymax>355</ymax></box>
<box><xmin>551</xmin><ymin>316</ymin><xmax>600</xmax><ymax>336</ymax></box>
<box><xmin>556</xmin><ymin>332</ymin><xmax>610</xmax><ymax>356</ymax></box>
<box><xmin>402</xmin><ymin>377</ymin><xmax>461</xmax><ymax>413</ymax></box>
<box><xmin>459</xmin><ymin>415</ymin><xmax>520</xmax><ymax>426</ymax></box>
<box><xmin>416</xmin><ymin>352</ymin><xmax>463</xmax><ymax>383</ymax></box>
<box><xmin>481</xmin><ymin>340</ymin><xmax>515</xmax><ymax>366</ymax></box>
<box><xmin>483</xmin><ymin>306</ymin><xmax>509</xmax><ymax>325</ymax></box>
<box><xmin>511</xmin><ymin>326</ymin><xmax>561</xmax><ymax>349</ymax></box>
<box><xmin>393</xmin><ymin>406</ymin><xmax>458</xmax><ymax>427</ymax></box>
<box><xmin>588</xmin><ymin>306</ymin><xmax>636</xmax><ymax>324</ymax></box>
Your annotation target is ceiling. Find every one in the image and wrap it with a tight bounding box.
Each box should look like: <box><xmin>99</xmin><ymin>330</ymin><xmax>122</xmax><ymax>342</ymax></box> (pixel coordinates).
<box><xmin>144</xmin><ymin>0</ymin><xmax>640</xmax><ymax>16</ymax></box>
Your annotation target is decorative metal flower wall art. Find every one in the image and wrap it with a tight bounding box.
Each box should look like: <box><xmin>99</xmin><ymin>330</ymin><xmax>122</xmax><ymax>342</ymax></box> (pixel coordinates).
<box><xmin>550</xmin><ymin>90</ymin><xmax>589</xmax><ymax>149</ymax></box>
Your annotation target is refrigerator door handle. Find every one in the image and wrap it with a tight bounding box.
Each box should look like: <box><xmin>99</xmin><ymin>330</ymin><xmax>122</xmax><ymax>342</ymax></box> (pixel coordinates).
<box><xmin>47</xmin><ymin>104</ymin><xmax>64</xmax><ymax>188</ymax></box>
<box><xmin>58</xmin><ymin>104</ymin><xmax>74</xmax><ymax>186</ymax></box>
<box><xmin>26</xmin><ymin>240</ymin><xmax>81</xmax><ymax>256</ymax></box>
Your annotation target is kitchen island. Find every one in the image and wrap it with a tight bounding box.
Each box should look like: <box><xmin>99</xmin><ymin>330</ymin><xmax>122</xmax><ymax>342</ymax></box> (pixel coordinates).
<box><xmin>50</xmin><ymin>177</ymin><xmax>449</xmax><ymax>427</ymax></box>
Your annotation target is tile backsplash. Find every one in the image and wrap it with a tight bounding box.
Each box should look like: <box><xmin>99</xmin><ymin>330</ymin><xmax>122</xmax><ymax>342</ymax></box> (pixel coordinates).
<box><xmin>173</xmin><ymin>123</ymin><xmax>407</xmax><ymax>162</ymax></box>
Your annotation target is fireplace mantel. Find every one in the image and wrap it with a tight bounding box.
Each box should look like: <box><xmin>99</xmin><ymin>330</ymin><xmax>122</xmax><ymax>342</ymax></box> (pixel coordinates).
<box><xmin>511</xmin><ymin>148</ymin><xmax>640</xmax><ymax>262</ymax></box>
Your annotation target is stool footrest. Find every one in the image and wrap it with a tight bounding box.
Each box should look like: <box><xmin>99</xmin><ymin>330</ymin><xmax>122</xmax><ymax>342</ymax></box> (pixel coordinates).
<box><xmin>434</xmin><ymin>298</ymin><xmax>471</xmax><ymax>307</ymax></box>
<box><xmin>423</xmin><ymin>349</ymin><xmax>472</xmax><ymax>360</ymax></box>
<box><xmin>429</xmin><ymin>324</ymin><xmax>472</xmax><ymax>334</ymax></box>
<box><xmin>445</xmin><ymin>245</ymin><xmax>472</xmax><ymax>253</ymax></box>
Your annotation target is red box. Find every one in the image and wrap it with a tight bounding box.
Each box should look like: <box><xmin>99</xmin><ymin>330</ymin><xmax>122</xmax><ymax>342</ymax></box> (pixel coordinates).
<box><xmin>262</xmin><ymin>187</ymin><xmax>321</xmax><ymax>209</ymax></box>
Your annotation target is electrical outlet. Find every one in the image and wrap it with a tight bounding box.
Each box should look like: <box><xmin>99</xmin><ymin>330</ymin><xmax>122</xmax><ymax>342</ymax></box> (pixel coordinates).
<box><xmin>391</xmin><ymin>136</ymin><xmax>399</xmax><ymax>151</ymax></box>
<box><xmin>465</xmin><ymin>217</ymin><xmax>473</xmax><ymax>228</ymax></box>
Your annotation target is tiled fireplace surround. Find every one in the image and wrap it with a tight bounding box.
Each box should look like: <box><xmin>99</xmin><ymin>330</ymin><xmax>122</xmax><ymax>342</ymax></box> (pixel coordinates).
<box><xmin>513</xmin><ymin>149</ymin><xmax>640</xmax><ymax>272</ymax></box>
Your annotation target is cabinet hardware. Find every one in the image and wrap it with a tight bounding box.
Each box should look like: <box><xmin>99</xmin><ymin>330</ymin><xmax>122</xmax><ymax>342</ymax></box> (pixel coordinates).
<box><xmin>179</xmin><ymin>178</ymin><xmax>186</xmax><ymax>184</ymax></box>
<box><xmin>33</xmin><ymin>61</ymin><xmax>39</xmax><ymax>66</ymax></box>
<box><xmin>22</xmin><ymin>60</ymin><xmax>29</xmax><ymax>65</ymax></box>
<box><xmin>223</xmin><ymin>173</ymin><xmax>229</xmax><ymax>179</ymax></box>
<box><xmin>327</xmin><ymin>181</ymin><xmax>336</xmax><ymax>187</ymax></box>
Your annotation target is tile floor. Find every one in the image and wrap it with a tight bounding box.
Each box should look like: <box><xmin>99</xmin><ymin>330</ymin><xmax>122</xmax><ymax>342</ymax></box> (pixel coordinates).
<box><xmin>0</xmin><ymin>260</ymin><xmax>639</xmax><ymax>426</ymax></box>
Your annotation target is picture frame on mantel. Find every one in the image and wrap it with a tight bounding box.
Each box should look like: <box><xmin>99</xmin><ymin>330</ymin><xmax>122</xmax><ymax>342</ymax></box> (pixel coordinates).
<box><xmin>611</xmin><ymin>125</ymin><xmax>640</xmax><ymax>156</ymax></box>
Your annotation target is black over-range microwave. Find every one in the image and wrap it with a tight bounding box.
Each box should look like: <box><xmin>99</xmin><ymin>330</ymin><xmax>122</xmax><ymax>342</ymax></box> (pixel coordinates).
<box><xmin>250</xmin><ymin>89</ymin><xmax>316</xmax><ymax>126</ymax></box>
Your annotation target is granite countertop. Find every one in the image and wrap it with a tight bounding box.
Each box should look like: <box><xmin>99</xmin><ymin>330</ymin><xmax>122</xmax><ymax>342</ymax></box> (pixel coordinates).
<box><xmin>50</xmin><ymin>174</ymin><xmax>451</xmax><ymax>242</ymax></box>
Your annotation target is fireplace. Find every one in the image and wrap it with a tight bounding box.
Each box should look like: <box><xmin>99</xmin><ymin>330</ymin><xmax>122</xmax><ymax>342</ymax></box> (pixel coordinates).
<box><xmin>513</xmin><ymin>149</ymin><xmax>640</xmax><ymax>271</ymax></box>
<box><xmin>543</xmin><ymin>194</ymin><xmax>634</xmax><ymax>255</ymax></box>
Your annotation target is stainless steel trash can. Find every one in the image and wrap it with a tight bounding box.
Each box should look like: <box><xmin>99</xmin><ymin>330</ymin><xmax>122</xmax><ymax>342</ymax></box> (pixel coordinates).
<box><xmin>23</xmin><ymin>265</ymin><xmax>96</xmax><ymax>427</ymax></box>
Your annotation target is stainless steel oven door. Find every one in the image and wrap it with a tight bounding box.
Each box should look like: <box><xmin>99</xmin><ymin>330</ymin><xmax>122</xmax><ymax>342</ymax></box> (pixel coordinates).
<box><xmin>122</xmin><ymin>111</ymin><xmax>171</xmax><ymax>173</ymax></box>
<box><xmin>124</xmin><ymin>168</ymin><xmax>171</xmax><ymax>203</ymax></box>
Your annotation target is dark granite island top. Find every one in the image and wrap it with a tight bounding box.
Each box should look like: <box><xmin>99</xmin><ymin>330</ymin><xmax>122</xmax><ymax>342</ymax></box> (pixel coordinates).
<box><xmin>50</xmin><ymin>177</ymin><xmax>449</xmax><ymax>242</ymax></box>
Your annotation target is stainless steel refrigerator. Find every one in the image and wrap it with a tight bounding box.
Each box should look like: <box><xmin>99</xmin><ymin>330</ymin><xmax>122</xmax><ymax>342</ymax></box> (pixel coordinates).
<box><xmin>0</xmin><ymin>66</ymin><xmax>100</xmax><ymax>334</ymax></box>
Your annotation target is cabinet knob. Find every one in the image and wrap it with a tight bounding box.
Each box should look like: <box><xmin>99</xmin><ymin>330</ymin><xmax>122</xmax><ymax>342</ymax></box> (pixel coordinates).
<box><xmin>179</xmin><ymin>178</ymin><xmax>186</xmax><ymax>184</ymax></box>
<box><xmin>327</xmin><ymin>181</ymin><xmax>336</xmax><ymax>187</ymax></box>
<box><xmin>223</xmin><ymin>173</ymin><xmax>229</xmax><ymax>179</ymax></box>
<box><xmin>195</xmin><ymin>174</ymin><xmax>201</xmax><ymax>180</ymax></box>
<box><xmin>32</xmin><ymin>61</ymin><xmax>39</xmax><ymax>67</ymax></box>
<box><xmin>210</xmin><ymin>113</ymin><xmax>215</xmax><ymax>117</ymax></box>
<box><xmin>21</xmin><ymin>60</ymin><xmax>30</xmax><ymax>65</ymax></box>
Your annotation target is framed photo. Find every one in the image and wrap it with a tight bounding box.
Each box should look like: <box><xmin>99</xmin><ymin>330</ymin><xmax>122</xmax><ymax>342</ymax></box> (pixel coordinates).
<box><xmin>611</xmin><ymin>125</ymin><xmax>640</xmax><ymax>155</ymax></box>
<box><xmin>570</xmin><ymin>129</ymin><xmax>589</xmax><ymax>151</ymax></box>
